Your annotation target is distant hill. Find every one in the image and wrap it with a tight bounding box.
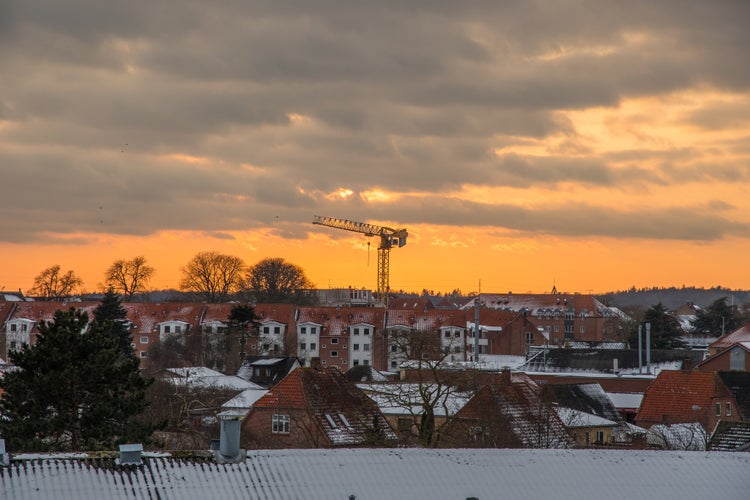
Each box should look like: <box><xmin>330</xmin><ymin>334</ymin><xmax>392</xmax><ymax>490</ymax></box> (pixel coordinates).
<box><xmin>596</xmin><ymin>287</ymin><xmax>750</xmax><ymax>310</ymax></box>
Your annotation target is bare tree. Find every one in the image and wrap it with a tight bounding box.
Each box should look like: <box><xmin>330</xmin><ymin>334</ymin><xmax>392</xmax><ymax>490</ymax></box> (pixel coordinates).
<box><xmin>104</xmin><ymin>256</ymin><xmax>155</xmax><ymax>300</ymax></box>
<box><xmin>245</xmin><ymin>257</ymin><xmax>313</xmax><ymax>303</ymax></box>
<box><xmin>27</xmin><ymin>265</ymin><xmax>83</xmax><ymax>300</ymax></box>
<box><xmin>179</xmin><ymin>251</ymin><xmax>246</xmax><ymax>303</ymax></box>
<box><xmin>378</xmin><ymin>328</ymin><xmax>475</xmax><ymax>447</ymax></box>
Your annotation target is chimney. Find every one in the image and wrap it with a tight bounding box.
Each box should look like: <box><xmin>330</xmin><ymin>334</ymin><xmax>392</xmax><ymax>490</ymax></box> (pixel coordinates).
<box><xmin>0</xmin><ymin>439</ymin><xmax>10</xmax><ymax>467</ymax></box>
<box><xmin>215</xmin><ymin>411</ymin><xmax>246</xmax><ymax>463</ymax></box>
<box><xmin>118</xmin><ymin>443</ymin><xmax>143</xmax><ymax>466</ymax></box>
<box><xmin>682</xmin><ymin>358</ymin><xmax>693</xmax><ymax>371</ymax></box>
<box><xmin>310</xmin><ymin>357</ymin><xmax>322</xmax><ymax>370</ymax></box>
<box><xmin>500</xmin><ymin>367</ymin><xmax>511</xmax><ymax>385</ymax></box>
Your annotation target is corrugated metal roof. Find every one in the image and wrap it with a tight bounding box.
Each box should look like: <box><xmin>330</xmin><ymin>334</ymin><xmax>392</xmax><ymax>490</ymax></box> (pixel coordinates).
<box><xmin>2</xmin><ymin>449</ymin><xmax>749</xmax><ymax>500</ymax></box>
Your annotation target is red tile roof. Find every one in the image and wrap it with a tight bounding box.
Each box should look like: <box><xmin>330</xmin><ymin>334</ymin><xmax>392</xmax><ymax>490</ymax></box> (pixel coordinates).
<box><xmin>709</xmin><ymin>325</ymin><xmax>750</xmax><ymax>350</ymax></box>
<box><xmin>636</xmin><ymin>370</ymin><xmax>733</xmax><ymax>426</ymax></box>
<box><xmin>252</xmin><ymin>367</ymin><xmax>397</xmax><ymax>445</ymax></box>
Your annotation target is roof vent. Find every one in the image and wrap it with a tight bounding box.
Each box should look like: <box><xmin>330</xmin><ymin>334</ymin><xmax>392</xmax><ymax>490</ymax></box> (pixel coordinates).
<box><xmin>118</xmin><ymin>443</ymin><xmax>143</xmax><ymax>466</ymax></box>
<box><xmin>215</xmin><ymin>411</ymin><xmax>246</xmax><ymax>463</ymax></box>
<box><xmin>0</xmin><ymin>439</ymin><xmax>10</xmax><ymax>467</ymax></box>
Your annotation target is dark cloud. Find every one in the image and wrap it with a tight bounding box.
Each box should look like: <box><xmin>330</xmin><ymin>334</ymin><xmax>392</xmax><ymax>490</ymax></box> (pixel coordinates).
<box><xmin>1</xmin><ymin>1</ymin><xmax>749</xmax><ymax>244</ymax></box>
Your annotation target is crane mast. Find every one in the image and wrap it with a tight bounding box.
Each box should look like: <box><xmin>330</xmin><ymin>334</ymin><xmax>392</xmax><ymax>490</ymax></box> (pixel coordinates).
<box><xmin>312</xmin><ymin>215</ymin><xmax>407</xmax><ymax>307</ymax></box>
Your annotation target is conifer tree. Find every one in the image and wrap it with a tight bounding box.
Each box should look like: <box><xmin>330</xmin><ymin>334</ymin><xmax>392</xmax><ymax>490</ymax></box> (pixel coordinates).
<box><xmin>691</xmin><ymin>297</ymin><xmax>744</xmax><ymax>336</ymax></box>
<box><xmin>0</xmin><ymin>308</ymin><xmax>152</xmax><ymax>451</ymax></box>
<box><xmin>93</xmin><ymin>289</ymin><xmax>134</xmax><ymax>357</ymax></box>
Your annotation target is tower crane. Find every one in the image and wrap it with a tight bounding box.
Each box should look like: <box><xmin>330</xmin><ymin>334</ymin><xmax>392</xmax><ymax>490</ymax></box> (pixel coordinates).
<box><xmin>312</xmin><ymin>215</ymin><xmax>408</xmax><ymax>307</ymax></box>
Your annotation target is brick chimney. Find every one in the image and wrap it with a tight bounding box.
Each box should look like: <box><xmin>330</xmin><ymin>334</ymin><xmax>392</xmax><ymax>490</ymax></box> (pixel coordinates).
<box><xmin>500</xmin><ymin>367</ymin><xmax>512</xmax><ymax>385</ymax></box>
<box><xmin>682</xmin><ymin>358</ymin><xmax>693</xmax><ymax>371</ymax></box>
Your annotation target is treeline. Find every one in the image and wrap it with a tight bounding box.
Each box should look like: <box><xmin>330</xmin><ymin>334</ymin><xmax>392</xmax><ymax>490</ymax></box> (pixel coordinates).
<box><xmin>20</xmin><ymin>254</ymin><xmax>314</xmax><ymax>304</ymax></box>
<box><xmin>598</xmin><ymin>286</ymin><xmax>750</xmax><ymax>310</ymax></box>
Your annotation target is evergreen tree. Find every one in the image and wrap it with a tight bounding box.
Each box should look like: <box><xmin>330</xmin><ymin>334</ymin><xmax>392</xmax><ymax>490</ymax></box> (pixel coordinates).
<box><xmin>0</xmin><ymin>308</ymin><xmax>152</xmax><ymax>451</ymax></box>
<box><xmin>93</xmin><ymin>289</ymin><xmax>134</xmax><ymax>358</ymax></box>
<box><xmin>629</xmin><ymin>303</ymin><xmax>685</xmax><ymax>349</ymax></box>
<box><xmin>228</xmin><ymin>304</ymin><xmax>261</xmax><ymax>366</ymax></box>
<box><xmin>691</xmin><ymin>297</ymin><xmax>744</xmax><ymax>336</ymax></box>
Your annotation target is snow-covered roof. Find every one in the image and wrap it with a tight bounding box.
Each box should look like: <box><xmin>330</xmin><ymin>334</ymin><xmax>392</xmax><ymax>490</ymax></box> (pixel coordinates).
<box><xmin>606</xmin><ymin>392</ymin><xmax>644</xmax><ymax>410</ymax></box>
<box><xmin>3</xmin><ymin>448</ymin><xmax>747</xmax><ymax>499</ymax></box>
<box><xmin>555</xmin><ymin>407</ymin><xmax>618</xmax><ymax>428</ymax></box>
<box><xmin>164</xmin><ymin>367</ymin><xmax>263</xmax><ymax>391</ymax></box>
<box><xmin>249</xmin><ymin>357</ymin><xmax>285</xmax><ymax>366</ymax></box>
<box><xmin>358</xmin><ymin>383</ymin><xmax>472</xmax><ymax>417</ymax></box>
<box><xmin>221</xmin><ymin>388</ymin><xmax>269</xmax><ymax>410</ymax></box>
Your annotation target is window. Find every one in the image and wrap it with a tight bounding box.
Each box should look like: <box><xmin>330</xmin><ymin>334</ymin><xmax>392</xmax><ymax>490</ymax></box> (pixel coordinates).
<box><xmin>10</xmin><ymin>323</ymin><xmax>16</xmax><ymax>332</ymax></box>
<box><xmin>263</xmin><ymin>326</ymin><xmax>270</xmax><ymax>334</ymax></box>
<box><xmin>21</xmin><ymin>323</ymin><xmax>27</xmax><ymax>332</ymax></box>
<box><xmin>363</xmin><ymin>344</ymin><xmax>370</xmax><ymax>351</ymax></box>
<box><xmin>310</xmin><ymin>343</ymin><xmax>316</xmax><ymax>350</ymax></box>
<box><xmin>301</xmin><ymin>327</ymin><xmax>307</xmax><ymax>334</ymax></box>
<box><xmin>272</xmin><ymin>414</ymin><xmax>290</xmax><ymax>434</ymax></box>
<box><xmin>339</xmin><ymin>413</ymin><xmax>353</xmax><ymax>430</ymax></box>
<box><xmin>353</xmin><ymin>344</ymin><xmax>360</xmax><ymax>351</ymax></box>
<box><xmin>444</xmin><ymin>331</ymin><xmax>451</xmax><ymax>338</ymax></box>
<box><xmin>716</xmin><ymin>403</ymin><xmax>722</xmax><ymax>416</ymax></box>
<box><xmin>9</xmin><ymin>341</ymin><xmax>18</xmax><ymax>351</ymax></box>
<box><xmin>391</xmin><ymin>360</ymin><xmax>398</xmax><ymax>369</ymax></box>
<box><xmin>331</xmin><ymin>338</ymin><xmax>339</xmax><ymax>344</ymax></box>
<box><xmin>174</xmin><ymin>325</ymin><xmax>181</xmax><ymax>333</ymax></box>
<box><xmin>453</xmin><ymin>346</ymin><xmax>461</xmax><ymax>353</ymax></box>
<box><xmin>397</xmin><ymin>417</ymin><xmax>413</xmax><ymax>431</ymax></box>
<box><xmin>274</xmin><ymin>326</ymin><xmax>281</xmax><ymax>334</ymax></box>
<box><xmin>525</xmin><ymin>332</ymin><xmax>534</xmax><ymax>344</ymax></box>
<box><xmin>363</xmin><ymin>328</ymin><xmax>370</xmax><ymax>335</ymax></box>
<box><xmin>310</xmin><ymin>327</ymin><xmax>317</xmax><ymax>334</ymax></box>
<box><xmin>390</xmin><ymin>344</ymin><xmax>398</xmax><ymax>353</ymax></box>
<box><xmin>353</xmin><ymin>360</ymin><xmax>360</xmax><ymax>366</ymax></box>
<box><xmin>140</xmin><ymin>336</ymin><xmax>149</xmax><ymax>344</ymax></box>
<box><xmin>325</xmin><ymin>414</ymin><xmax>338</xmax><ymax>429</ymax></box>
<box><xmin>554</xmin><ymin>325</ymin><xmax>560</xmax><ymax>332</ymax></box>
<box><xmin>341</xmin><ymin>359</ymin><xmax>347</xmax><ymax>364</ymax></box>
<box><xmin>353</xmin><ymin>328</ymin><xmax>360</xmax><ymax>335</ymax></box>
<box><xmin>363</xmin><ymin>359</ymin><xmax>369</xmax><ymax>366</ymax></box>
<box><xmin>300</xmin><ymin>342</ymin><xmax>306</xmax><ymax>350</ymax></box>
<box><xmin>595</xmin><ymin>431</ymin><xmax>604</xmax><ymax>444</ymax></box>
<box><xmin>580</xmin><ymin>325</ymin><xmax>585</xmax><ymax>334</ymax></box>
<box><xmin>455</xmin><ymin>331</ymin><xmax>461</xmax><ymax>338</ymax></box>
<box><xmin>726</xmin><ymin>402</ymin><xmax>732</xmax><ymax>417</ymax></box>
<box><xmin>330</xmin><ymin>350</ymin><xmax>338</xmax><ymax>357</ymax></box>
<box><xmin>140</xmin><ymin>351</ymin><xmax>148</xmax><ymax>358</ymax></box>
<box><xmin>164</xmin><ymin>325</ymin><xmax>171</xmax><ymax>333</ymax></box>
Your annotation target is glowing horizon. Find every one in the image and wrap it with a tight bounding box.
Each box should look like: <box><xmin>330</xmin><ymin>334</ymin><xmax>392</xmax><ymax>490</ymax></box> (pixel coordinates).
<box><xmin>2</xmin><ymin>3</ymin><xmax>750</xmax><ymax>296</ymax></box>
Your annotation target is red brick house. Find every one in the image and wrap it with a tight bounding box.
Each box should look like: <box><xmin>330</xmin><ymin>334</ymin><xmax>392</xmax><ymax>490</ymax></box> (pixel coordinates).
<box><xmin>636</xmin><ymin>369</ymin><xmax>742</xmax><ymax>432</ymax></box>
<box><xmin>707</xmin><ymin>325</ymin><xmax>750</xmax><ymax>356</ymax></box>
<box><xmin>240</xmin><ymin>366</ymin><xmax>397</xmax><ymax>449</ymax></box>
<box><xmin>439</xmin><ymin>371</ymin><xmax>572</xmax><ymax>449</ymax></box>
<box><xmin>698</xmin><ymin>342</ymin><xmax>750</xmax><ymax>372</ymax></box>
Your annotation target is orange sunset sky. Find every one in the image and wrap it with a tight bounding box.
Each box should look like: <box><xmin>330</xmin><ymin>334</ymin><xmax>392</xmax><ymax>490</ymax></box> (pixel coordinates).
<box><xmin>2</xmin><ymin>2</ymin><xmax>750</xmax><ymax>295</ymax></box>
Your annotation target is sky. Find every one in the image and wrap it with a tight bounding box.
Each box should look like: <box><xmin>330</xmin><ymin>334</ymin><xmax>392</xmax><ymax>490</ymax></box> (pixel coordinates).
<box><xmin>1</xmin><ymin>1</ymin><xmax>750</xmax><ymax>296</ymax></box>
